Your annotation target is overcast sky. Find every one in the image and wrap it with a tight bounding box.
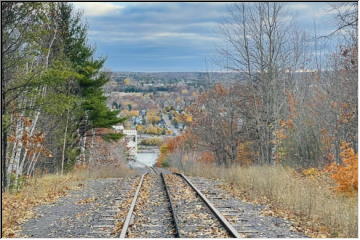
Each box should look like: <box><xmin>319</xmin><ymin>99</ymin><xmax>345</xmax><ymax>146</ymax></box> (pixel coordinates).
<box><xmin>72</xmin><ymin>2</ymin><xmax>339</xmax><ymax>72</ymax></box>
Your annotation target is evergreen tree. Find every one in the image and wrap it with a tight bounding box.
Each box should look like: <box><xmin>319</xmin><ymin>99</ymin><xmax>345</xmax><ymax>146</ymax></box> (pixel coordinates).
<box><xmin>1</xmin><ymin>2</ymin><xmax>126</xmax><ymax>188</ymax></box>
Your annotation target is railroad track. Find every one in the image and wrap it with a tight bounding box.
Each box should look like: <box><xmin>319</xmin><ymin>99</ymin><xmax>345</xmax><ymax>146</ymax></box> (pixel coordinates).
<box><xmin>119</xmin><ymin>171</ymin><xmax>240</xmax><ymax>238</ymax></box>
<box><xmin>149</xmin><ymin>166</ymin><xmax>158</xmax><ymax>175</ymax></box>
<box><xmin>119</xmin><ymin>173</ymin><xmax>147</xmax><ymax>238</ymax></box>
<box><xmin>186</xmin><ymin>176</ymin><xmax>305</xmax><ymax>238</ymax></box>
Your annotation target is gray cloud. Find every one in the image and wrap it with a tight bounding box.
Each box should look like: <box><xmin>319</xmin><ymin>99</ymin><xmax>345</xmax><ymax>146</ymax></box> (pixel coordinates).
<box><xmin>72</xmin><ymin>2</ymin><xmax>340</xmax><ymax>71</ymax></box>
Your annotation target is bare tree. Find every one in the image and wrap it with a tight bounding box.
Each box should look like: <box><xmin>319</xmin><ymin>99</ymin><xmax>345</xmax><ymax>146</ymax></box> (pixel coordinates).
<box><xmin>220</xmin><ymin>2</ymin><xmax>292</xmax><ymax>164</ymax></box>
<box><xmin>187</xmin><ymin>84</ymin><xmax>254</xmax><ymax>166</ymax></box>
<box><xmin>329</xmin><ymin>2</ymin><xmax>358</xmax><ymax>42</ymax></box>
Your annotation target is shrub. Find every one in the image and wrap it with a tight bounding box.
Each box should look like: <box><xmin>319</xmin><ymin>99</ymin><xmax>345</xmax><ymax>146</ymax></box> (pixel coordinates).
<box><xmin>137</xmin><ymin>124</ymin><xmax>165</xmax><ymax>135</ymax></box>
<box><xmin>140</xmin><ymin>137</ymin><xmax>163</xmax><ymax>146</ymax></box>
<box><xmin>325</xmin><ymin>141</ymin><xmax>358</xmax><ymax>194</ymax></box>
<box><xmin>161</xmin><ymin>159</ymin><xmax>170</xmax><ymax>167</ymax></box>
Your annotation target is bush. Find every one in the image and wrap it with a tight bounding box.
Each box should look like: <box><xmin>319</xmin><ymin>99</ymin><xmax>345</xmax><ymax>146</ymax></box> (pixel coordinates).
<box><xmin>140</xmin><ymin>137</ymin><xmax>163</xmax><ymax>146</ymax></box>
<box><xmin>325</xmin><ymin>141</ymin><xmax>358</xmax><ymax>194</ymax></box>
<box><xmin>161</xmin><ymin>159</ymin><xmax>170</xmax><ymax>167</ymax></box>
<box><xmin>137</xmin><ymin>124</ymin><xmax>166</xmax><ymax>135</ymax></box>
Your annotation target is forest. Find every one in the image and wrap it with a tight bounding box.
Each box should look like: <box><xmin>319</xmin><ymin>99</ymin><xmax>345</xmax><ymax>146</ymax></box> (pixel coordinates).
<box><xmin>2</xmin><ymin>2</ymin><xmax>125</xmax><ymax>191</ymax></box>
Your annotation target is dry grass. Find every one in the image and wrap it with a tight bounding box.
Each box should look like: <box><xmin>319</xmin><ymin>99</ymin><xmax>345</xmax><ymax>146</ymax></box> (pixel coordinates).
<box><xmin>180</xmin><ymin>162</ymin><xmax>358</xmax><ymax>238</ymax></box>
<box><xmin>2</xmin><ymin>174</ymin><xmax>80</xmax><ymax>237</ymax></box>
<box><xmin>2</xmin><ymin>164</ymin><xmax>134</xmax><ymax>237</ymax></box>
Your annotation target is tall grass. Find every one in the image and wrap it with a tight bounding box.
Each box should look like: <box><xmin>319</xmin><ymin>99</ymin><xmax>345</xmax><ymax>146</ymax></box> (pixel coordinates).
<box><xmin>179</xmin><ymin>162</ymin><xmax>357</xmax><ymax>237</ymax></box>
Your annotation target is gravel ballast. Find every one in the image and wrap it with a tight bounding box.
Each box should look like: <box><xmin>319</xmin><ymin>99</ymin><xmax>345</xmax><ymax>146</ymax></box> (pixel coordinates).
<box><xmin>20</xmin><ymin>177</ymin><xmax>138</xmax><ymax>238</ymax></box>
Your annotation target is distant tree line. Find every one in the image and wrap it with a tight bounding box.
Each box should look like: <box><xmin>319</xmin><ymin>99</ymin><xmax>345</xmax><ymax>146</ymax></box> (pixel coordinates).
<box><xmin>123</xmin><ymin>86</ymin><xmax>177</xmax><ymax>93</ymax></box>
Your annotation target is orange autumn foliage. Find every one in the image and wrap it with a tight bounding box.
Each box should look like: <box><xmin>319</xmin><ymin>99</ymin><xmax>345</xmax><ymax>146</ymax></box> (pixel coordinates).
<box><xmin>198</xmin><ymin>151</ymin><xmax>215</xmax><ymax>163</ymax></box>
<box><xmin>325</xmin><ymin>141</ymin><xmax>358</xmax><ymax>193</ymax></box>
<box><xmin>236</xmin><ymin>142</ymin><xmax>254</xmax><ymax>166</ymax></box>
<box><xmin>8</xmin><ymin>116</ymin><xmax>53</xmax><ymax>158</ymax></box>
<box><xmin>156</xmin><ymin>133</ymin><xmax>193</xmax><ymax>167</ymax></box>
<box><xmin>285</xmin><ymin>91</ymin><xmax>297</xmax><ymax>118</ymax></box>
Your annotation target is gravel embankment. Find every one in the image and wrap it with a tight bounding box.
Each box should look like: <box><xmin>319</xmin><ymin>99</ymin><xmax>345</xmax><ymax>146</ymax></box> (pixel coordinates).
<box><xmin>20</xmin><ymin>177</ymin><xmax>138</xmax><ymax>238</ymax></box>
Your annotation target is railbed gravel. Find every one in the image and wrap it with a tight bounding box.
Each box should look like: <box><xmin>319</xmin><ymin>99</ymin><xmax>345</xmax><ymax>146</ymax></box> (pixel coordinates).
<box><xmin>20</xmin><ymin>176</ymin><xmax>139</xmax><ymax>238</ymax></box>
<box><xmin>165</xmin><ymin>174</ymin><xmax>230</xmax><ymax>238</ymax></box>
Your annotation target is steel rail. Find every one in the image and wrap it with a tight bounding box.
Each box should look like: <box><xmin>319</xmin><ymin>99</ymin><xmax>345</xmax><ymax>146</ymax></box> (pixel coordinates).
<box><xmin>119</xmin><ymin>173</ymin><xmax>147</xmax><ymax>238</ymax></box>
<box><xmin>160</xmin><ymin>173</ymin><xmax>181</xmax><ymax>238</ymax></box>
<box><xmin>150</xmin><ymin>166</ymin><xmax>158</xmax><ymax>175</ymax></box>
<box><xmin>176</xmin><ymin>173</ymin><xmax>241</xmax><ymax>238</ymax></box>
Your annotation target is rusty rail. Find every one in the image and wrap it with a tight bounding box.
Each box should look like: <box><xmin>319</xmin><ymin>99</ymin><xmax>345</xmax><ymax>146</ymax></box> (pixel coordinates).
<box><xmin>150</xmin><ymin>166</ymin><xmax>158</xmax><ymax>175</ymax></box>
<box><xmin>176</xmin><ymin>173</ymin><xmax>241</xmax><ymax>238</ymax></box>
<box><xmin>161</xmin><ymin>173</ymin><xmax>181</xmax><ymax>238</ymax></box>
<box><xmin>119</xmin><ymin>173</ymin><xmax>147</xmax><ymax>238</ymax></box>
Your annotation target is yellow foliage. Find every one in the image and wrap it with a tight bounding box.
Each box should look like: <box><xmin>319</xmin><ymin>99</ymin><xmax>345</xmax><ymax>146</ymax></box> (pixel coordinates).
<box><xmin>122</xmin><ymin>110</ymin><xmax>139</xmax><ymax>117</ymax></box>
<box><xmin>181</xmin><ymin>89</ymin><xmax>189</xmax><ymax>94</ymax></box>
<box><xmin>145</xmin><ymin>125</ymin><xmax>162</xmax><ymax>135</ymax></box>
<box><xmin>137</xmin><ymin>124</ymin><xmax>164</xmax><ymax>135</ymax></box>
<box><xmin>136</xmin><ymin>125</ymin><xmax>145</xmax><ymax>132</ymax></box>
<box><xmin>123</xmin><ymin>77</ymin><xmax>133</xmax><ymax>85</ymax></box>
<box><xmin>174</xmin><ymin>112</ymin><xmax>192</xmax><ymax>124</ymax></box>
<box><xmin>140</xmin><ymin>137</ymin><xmax>163</xmax><ymax>146</ymax></box>
<box><xmin>146</xmin><ymin>111</ymin><xmax>161</xmax><ymax>124</ymax></box>
<box><xmin>185</xmin><ymin>114</ymin><xmax>192</xmax><ymax>123</ymax></box>
<box><xmin>302</xmin><ymin>168</ymin><xmax>321</xmax><ymax>177</ymax></box>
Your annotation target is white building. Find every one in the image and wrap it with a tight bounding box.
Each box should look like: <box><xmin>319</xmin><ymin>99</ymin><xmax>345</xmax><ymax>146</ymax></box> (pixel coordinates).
<box><xmin>112</xmin><ymin>125</ymin><xmax>137</xmax><ymax>158</ymax></box>
<box><xmin>123</xmin><ymin>129</ymin><xmax>137</xmax><ymax>157</ymax></box>
<box><xmin>113</xmin><ymin>125</ymin><xmax>124</xmax><ymax>131</ymax></box>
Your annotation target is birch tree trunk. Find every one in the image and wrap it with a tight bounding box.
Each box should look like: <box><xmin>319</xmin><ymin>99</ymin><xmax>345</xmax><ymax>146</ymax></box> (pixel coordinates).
<box><xmin>27</xmin><ymin>151</ymin><xmax>41</xmax><ymax>176</ymax></box>
<box><xmin>88</xmin><ymin>128</ymin><xmax>95</xmax><ymax>167</ymax></box>
<box><xmin>7</xmin><ymin>116</ymin><xmax>22</xmax><ymax>176</ymax></box>
<box><xmin>15</xmin><ymin>24</ymin><xmax>57</xmax><ymax>180</ymax></box>
<box><xmin>79</xmin><ymin>113</ymin><xmax>88</xmax><ymax>165</ymax></box>
<box><xmin>18</xmin><ymin>106</ymin><xmax>41</xmax><ymax>178</ymax></box>
<box><xmin>61</xmin><ymin>109</ymin><xmax>70</xmax><ymax>175</ymax></box>
<box><xmin>26</xmin><ymin>145</ymin><xmax>39</xmax><ymax>176</ymax></box>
